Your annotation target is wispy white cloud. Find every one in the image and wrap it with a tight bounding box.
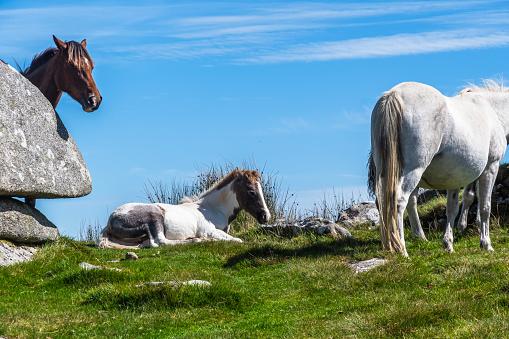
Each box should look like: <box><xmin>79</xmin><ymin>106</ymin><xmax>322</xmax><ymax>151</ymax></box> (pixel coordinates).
<box><xmin>1</xmin><ymin>1</ymin><xmax>509</xmax><ymax>63</ymax></box>
<box><xmin>176</xmin><ymin>1</ymin><xmax>493</xmax><ymax>27</ymax></box>
<box><xmin>241</xmin><ymin>30</ymin><xmax>509</xmax><ymax>63</ymax></box>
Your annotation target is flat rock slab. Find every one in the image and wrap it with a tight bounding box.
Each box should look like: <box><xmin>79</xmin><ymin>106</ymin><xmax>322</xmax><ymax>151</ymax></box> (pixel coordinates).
<box><xmin>0</xmin><ymin>197</ymin><xmax>59</xmax><ymax>243</ymax></box>
<box><xmin>0</xmin><ymin>60</ymin><xmax>91</xmax><ymax>198</ymax></box>
<box><xmin>348</xmin><ymin>258</ymin><xmax>388</xmax><ymax>273</ymax></box>
<box><xmin>0</xmin><ymin>242</ymin><xmax>37</xmax><ymax>266</ymax></box>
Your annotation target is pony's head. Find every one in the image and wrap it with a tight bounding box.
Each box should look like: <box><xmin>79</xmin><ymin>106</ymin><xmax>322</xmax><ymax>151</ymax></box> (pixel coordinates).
<box><xmin>51</xmin><ymin>36</ymin><xmax>101</xmax><ymax>112</ymax></box>
<box><xmin>231</xmin><ymin>169</ymin><xmax>271</xmax><ymax>224</ymax></box>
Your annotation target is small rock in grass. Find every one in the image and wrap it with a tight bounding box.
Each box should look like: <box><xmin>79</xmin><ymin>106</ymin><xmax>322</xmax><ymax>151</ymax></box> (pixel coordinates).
<box><xmin>79</xmin><ymin>261</ymin><xmax>121</xmax><ymax>272</ymax></box>
<box><xmin>348</xmin><ymin>258</ymin><xmax>388</xmax><ymax>273</ymax></box>
<box><xmin>125</xmin><ymin>252</ymin><xmax>138</xmax><ymax>260</ymax></box>
<box><xmin>135</xmin><ymin>280</ymin><xmax>211</xmax><ymax>288</ymax></box>
<box><xmin>182</xmin><ymin>280</ymin><xmax>212</xmax><ymax>286</ymax></box>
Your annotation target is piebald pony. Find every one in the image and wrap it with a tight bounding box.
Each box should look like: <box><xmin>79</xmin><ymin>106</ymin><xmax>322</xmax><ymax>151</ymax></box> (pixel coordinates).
<box><xmin>98</xmin><ymin>169</ymin><xmax>270</xmax><ymax>248</ymax></box>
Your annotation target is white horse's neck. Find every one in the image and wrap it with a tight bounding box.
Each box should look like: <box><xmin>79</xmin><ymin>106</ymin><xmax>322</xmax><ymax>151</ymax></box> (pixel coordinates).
<box><xmin>477</xmin><ymin>91</ymin><xmax>509</xmax><ymax>140</ymax></box>
<box><xmin>198</xmin><ymin>182</ymin><xmax>240</xmax><ymax>228</ymax></box>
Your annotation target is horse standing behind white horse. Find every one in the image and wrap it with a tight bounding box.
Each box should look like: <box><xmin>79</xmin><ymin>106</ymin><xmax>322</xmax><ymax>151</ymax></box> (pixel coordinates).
<box><xmin>98</xmin><ymin>169</ymin><xmax>271</xmax><ymax>249</ymax></box>
<box><xmin>368</xmin><ymin>81</ymin><xmax>509</xmax><ymax>256</ymax></box>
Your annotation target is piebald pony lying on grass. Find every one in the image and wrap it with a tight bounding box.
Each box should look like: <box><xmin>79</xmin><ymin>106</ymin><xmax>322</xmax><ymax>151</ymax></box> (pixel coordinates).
<box><xmin>98</xmin><ymin>169</ymin><xmax>270</xmax><ymax>249</ymax></box>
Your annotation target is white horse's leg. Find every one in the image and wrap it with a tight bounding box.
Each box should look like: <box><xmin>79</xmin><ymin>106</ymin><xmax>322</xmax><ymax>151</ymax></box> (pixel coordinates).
<box><xmin>477</xmin><ymin>163</ymin><xmax>499</xmax><ymax>251</ymax></box>
<box><xmin>443</xmin><ymin>188</ymin><xmax>460</xmax><ymax>252</ymax></box>
<box><xmin>407</xmin><ymin>187</ymin><xmax>427</xmax><ymax>240</ymax></box>
<box><xmin>475</xmin><ymin>183</ymin><xmax>481</xmax><ymax>234</ymax></box>
<box><xmin>396</xmin><ymin>169</ymin><xmax>426</xmax><ymax>257</ymax></box>
<box><xmin>457</xmin><ymin>182</ymin><xmax>475</xmax><ymax>233</ymax></box>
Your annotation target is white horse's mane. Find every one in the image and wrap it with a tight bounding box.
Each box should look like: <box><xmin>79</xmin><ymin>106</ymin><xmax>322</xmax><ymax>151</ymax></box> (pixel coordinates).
<box><xmin>461</xmin><ymin>79</ymin><xmax>508</xmax><ymax>95</ymax></box>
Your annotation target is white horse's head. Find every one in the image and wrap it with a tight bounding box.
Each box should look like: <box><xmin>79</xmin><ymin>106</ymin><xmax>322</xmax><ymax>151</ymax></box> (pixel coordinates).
<box><xmin>231</xmin><ymin>169</ymin><xmax>271</xmax><ymax>224</ymax></box>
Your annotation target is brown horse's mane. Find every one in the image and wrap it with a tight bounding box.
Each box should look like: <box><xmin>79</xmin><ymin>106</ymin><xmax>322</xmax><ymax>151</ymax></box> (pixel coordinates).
<box><xmin>22</xmin><ymin>40</ymin><xmax>93</xmax><ymax>76</ymax></box>
<box><xmin>21</xmin><ymin>47</ymin><xmax>57</xmax><ymax>75</ymax></box>
<box><xmin>180</xmin><ymin>169</ymin><xmax>261</xmax><ymax>204</ymax></box>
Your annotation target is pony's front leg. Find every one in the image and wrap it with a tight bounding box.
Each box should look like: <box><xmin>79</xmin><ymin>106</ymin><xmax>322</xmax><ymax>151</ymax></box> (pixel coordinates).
<box><xmin>443</xmin><ymin>188</ymin><xmax>460</xmax><ymax>252</ymax></box>
<box><xmin>201</xmin><ymin>227</ymin><xmax>243</xmax><ymax>243</ymax></box>
<box><xmin>477</xmin><ymin>163</ymin><xmax>499</xmax><ymax>251</ymax></box>
<box><xmin>457</xmin><ymin>182</ymin><xmax>475</xmax><ymax>233</ymax></box>
<box><xmin>406</xmin><ymin>187</ymin><xmax>427</xmax><ymax>240</ymax></box>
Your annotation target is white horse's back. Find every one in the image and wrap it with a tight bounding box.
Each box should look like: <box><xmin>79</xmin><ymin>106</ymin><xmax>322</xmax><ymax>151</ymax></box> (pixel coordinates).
<box><xmin>392</xmin><ymin>82</ymin><xmax>500</xmax><ymax>189</ymax></box>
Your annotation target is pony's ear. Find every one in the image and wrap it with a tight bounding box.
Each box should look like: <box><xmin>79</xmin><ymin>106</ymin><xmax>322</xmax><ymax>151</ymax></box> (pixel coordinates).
<box><xmin>53</xmin><ymin>35</ymin><xmax>67</xmax><ymax>50</ymax></box>
<box><xmin>80</xmin><ymin>39</ymin><xmax>87</xmax><ymax>48</ymax></box>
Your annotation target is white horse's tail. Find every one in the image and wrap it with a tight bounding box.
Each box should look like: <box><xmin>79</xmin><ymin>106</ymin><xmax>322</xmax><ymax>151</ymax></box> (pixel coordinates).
<box><xmin>372</xmin><ymin>90</ymin><xmax>405</xmax><ymax>253</ymax></box>
<box><xmin>96</xmin><ymin>225</ymin><xmax>144</xmax><ymax>249</ymax></box>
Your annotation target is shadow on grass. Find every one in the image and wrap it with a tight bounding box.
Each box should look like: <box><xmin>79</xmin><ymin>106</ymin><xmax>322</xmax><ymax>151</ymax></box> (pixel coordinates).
<box><xmin>224</xmin><ymin>237</ymin><xmax>381</xmax><ymax>269</ymax></box>
<box><xmin>84</xmin><ymin>283</ymin><xmax>249</xmax><ymax>311</ymax></box>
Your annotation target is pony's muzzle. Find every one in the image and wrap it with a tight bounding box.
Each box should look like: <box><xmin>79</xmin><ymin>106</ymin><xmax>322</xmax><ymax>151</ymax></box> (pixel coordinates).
<box><xmin>257</xmin><ymin>210</ymin><xmax>271</xmax><ymax>224</ymax></box>
<box><xmin>82</xmin><ymin>94</ymin><xmax>101</xmax><ymax>112</ymax></box>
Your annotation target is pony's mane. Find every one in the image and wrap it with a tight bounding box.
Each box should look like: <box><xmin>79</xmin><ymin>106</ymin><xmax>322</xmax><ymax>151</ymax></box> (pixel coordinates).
<box><xmin>22</xmin><ymin>40</ymin><xmax>93</xmax><ymax>76</ymax></box>
<box><xmin>179</xmin><ymin>169</ymin><xmax>261</xmax><ymax>204</ymax></box>
<box><xmin>460</xmin><ymin>79</ymin><xmax>509</xmax><ymax>95</ymax></box>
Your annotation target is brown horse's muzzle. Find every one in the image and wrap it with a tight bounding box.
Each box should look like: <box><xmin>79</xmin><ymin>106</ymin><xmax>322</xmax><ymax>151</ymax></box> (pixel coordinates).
<box><xmin>82</xmin><ymin>94</ymin><xmax>101</xmax><ymax>112</ymax></box>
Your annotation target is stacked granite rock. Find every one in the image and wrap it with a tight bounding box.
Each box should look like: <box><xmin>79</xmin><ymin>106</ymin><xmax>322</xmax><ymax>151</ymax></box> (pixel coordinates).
<box><xmin>0</xmin><ymin>60</ymin><xmax>92</xmax><ymax>245</ymax></box>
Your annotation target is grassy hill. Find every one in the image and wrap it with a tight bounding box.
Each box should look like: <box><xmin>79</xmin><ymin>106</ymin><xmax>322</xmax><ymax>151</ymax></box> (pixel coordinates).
<box><xmin>2</xmin><ymin>218</ymin><xmax>509</xmax><ymax>338</ymax></box>
<box><xmin>3</xmin><ymin>163</ymin><xmax>509</xmax><ymax>338</ymax></box>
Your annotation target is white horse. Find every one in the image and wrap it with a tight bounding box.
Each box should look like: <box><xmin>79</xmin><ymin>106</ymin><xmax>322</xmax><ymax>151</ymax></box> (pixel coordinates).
<box><xmin>98</xmin><ymin>169</ymin><xmax>271</xmax><ymax>249</ymax></box>
<box><xmin>368</xmin><ymin>81</ymin><xmax>509</xmax><ymax>256</ymax></box>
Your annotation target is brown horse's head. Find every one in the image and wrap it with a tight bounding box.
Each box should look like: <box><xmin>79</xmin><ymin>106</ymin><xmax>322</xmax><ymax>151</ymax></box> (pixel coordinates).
<box><xmin>231</xmin><ymin>169</ymin><xmax>271</xmax><ymax>224</ymax></box>
<box><xmin>52</xmin><ymin>36</ymin><xmax>102</xmax><ymax>112</ymax></box>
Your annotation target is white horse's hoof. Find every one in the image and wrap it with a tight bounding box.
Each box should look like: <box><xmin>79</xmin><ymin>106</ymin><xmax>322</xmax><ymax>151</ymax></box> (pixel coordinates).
<box><xmin>480</xmin><ymin>240</ymin><xmax>494</xmax><ymax>251</ymax></box>
<box><xmin>442</xmin><ymin>240</ymin><xmax>454</xmax><ymax>253</ymax></box>
<box><xmin>443</xmin><ymin>247</ymin><xmax>454</xmax><ymax>253</ymax></box>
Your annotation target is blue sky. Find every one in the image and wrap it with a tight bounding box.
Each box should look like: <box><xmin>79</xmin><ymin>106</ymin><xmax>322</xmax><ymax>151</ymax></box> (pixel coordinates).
<box><xmin>1</xmin><ymin>0</ymin><xmax>509</xmax><ymax>237</ymax></box>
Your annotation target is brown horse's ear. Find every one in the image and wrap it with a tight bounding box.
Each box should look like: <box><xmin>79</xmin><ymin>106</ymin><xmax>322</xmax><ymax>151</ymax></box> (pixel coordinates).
<box><xmin>80</xmin><ymin>39</ymin><xmax>87</xmax><ymax>48</ymax></box>
<box><xmin>53</xmin><ymin>35</ymin><xmax>67</xmax><ymax>50</ymax></box>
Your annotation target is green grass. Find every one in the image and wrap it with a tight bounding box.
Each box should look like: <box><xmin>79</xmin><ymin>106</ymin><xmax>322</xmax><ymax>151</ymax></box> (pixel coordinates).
<box><xmin>2</xmin><ymin>222</ymin><xmax>509</xmax><ymax>338</ymax></box>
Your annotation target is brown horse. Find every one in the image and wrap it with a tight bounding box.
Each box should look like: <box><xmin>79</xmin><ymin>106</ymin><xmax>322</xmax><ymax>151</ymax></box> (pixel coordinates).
<box><xmin>21</xmin><ymin>35</ymin><xmax>102</xmax><ymax>112</ymax></box>
<box><xmin>19</xmin><ymin>36</ymin><xmax>102</xmax><ymax>207</ymax></box>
